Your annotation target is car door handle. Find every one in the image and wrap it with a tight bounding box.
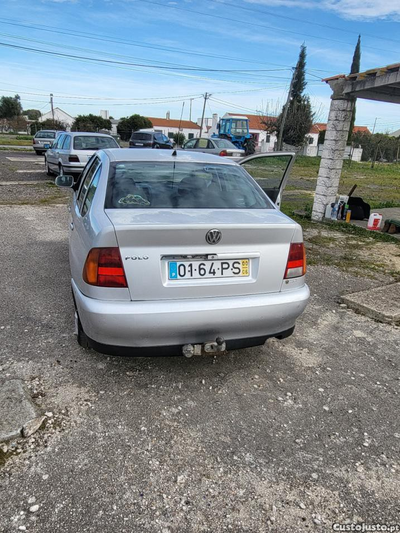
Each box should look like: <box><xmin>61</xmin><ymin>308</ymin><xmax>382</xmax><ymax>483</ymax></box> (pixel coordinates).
<box><xmin>70</xmin><ymin>222</ymin><xmax>74</xmax><ymax>230</ymax></box>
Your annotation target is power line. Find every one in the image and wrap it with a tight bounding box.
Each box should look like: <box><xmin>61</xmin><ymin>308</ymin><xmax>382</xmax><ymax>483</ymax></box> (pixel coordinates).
<box><xmin>0</xmin><ymin>17</ymin><xmax>302</xmax><ymax>70</ymax></box>
<box><xmin>203</xmin><ymin>0</ymin><xmax>400</xmax><ymax>47</ymax></box>
<box><xmin>0</xmin><ymin>41</ymin><xmax>307</xmax><ymax>86</ymax></box>
<box><xmin>0</xmin><ymin>31</ymin><xmax>297</xmax><ymax>75</ymax></box>
<box><xmin>138</xmin><ymin>0</ymin><xmax>397</xmax><ymax>56</ymax></box>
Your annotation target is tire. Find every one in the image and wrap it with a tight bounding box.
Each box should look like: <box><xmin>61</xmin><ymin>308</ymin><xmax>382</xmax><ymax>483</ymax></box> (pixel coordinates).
<box><xmin>45</xmin><ymin>159</ymin><xmax>53</xmax><ymax>176</ymax></box>
<box><xmin>244</xmin><ymin>138</ymin><xmax>256</xmax><ymax>156</ymax></box>
<box><xmin>154</xmin><ymin>144</ymin><xmax>160</xmax><ymax>149</ymax></box>
<box><xmin>34</xmin><ymin>150</ymin><xmax>42</xmax><ymax>156</ymax></box>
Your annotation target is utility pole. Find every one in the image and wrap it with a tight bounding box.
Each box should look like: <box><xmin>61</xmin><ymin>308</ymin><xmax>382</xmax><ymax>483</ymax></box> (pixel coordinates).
<box><xmin>189</xmin><ymin>98</ymin><xmax>194</xmax><ymax>122</ymax></box>
<box><xmin>372</xmin><ymin>117</ymin><xmax>378</xmax><ymax>134</ymax></box>
<box><xmin>277</xmin><ymin>67</ymin><xmax>296</xmax><ymax>151</ymax></box>
<box><xmin>199</xmin><ymin>92</ymin><xmax>210</xmax><ymax>138</ymax></box>
<box><xmin>50</xmin><ymin>93</ymin><xmax>55</xmax><ymax>128</ymax></box>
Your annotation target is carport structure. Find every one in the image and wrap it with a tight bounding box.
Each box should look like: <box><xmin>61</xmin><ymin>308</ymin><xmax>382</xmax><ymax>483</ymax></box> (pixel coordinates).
<box><xmin>311</xmin><ymin>63</ymin><xmax>400</xmax><ymax>221</ymax></box>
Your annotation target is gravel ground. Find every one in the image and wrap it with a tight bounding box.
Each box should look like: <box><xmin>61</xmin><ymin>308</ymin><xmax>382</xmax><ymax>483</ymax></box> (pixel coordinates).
<box><xmin>0</xmin><ymin>150</ymin><xmax>69</xmax><ymax>205</ymax></box>
<box><xmin>0</xmin><ymin>154</ymin><xmax>399</xmax><ymax>532</ymax></box>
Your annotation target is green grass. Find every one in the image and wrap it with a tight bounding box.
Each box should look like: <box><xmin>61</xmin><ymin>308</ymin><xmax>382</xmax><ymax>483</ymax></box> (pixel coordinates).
<box><xmin>0</xmin><ymin>138</ymin><xmax>32</xmax><ymax>146</ymax></box>
<box><xmin>282</xmin><ymin>156</ymin><xmax>400</xmax><ymax>215</ymax></box>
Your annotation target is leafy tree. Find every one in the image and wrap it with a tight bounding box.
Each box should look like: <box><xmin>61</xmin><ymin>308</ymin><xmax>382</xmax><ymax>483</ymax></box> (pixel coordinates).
<box><xmin>72</xmin><ymin>114</ymin><xmax>112</xmax><ymax>132</ymax></box>
<box><xmin>263</xmin><ymin>45</ymin><xmax>314</xmax><ymax>147</ymax></box>
<box><xmin>352</xmin><ymin>131</ymin><xmax>399</xmax><ymax>162</ymax></box>
<box><xmin>0</xmin><ymin>95</ymin><xmax>22</xmax><ymax>119</ymax></box>
<box><xmin>24</xmin><ymin>109</ymin><xmax>42</xmax><ymax>121</ymax></box>
<box><xmin>30</xmin><ymin>119</ymin><xmax>67</xmax><ymax>133</ymax></box>
<box><xmin>348</xmin><ymin>35</ymin><xmax>361</xmax><ymax>144</ymax></box>
<box><xmin>117</xmin><ymin>115</ymin><xmax>153</xmax><ymax>141</ymax></box>
<box><xmin>8</xmin><ymin>116</ymin><xmax>27</xmax><ymax>133</ymax></box>
<box><xmin>173</xmin><ymin>132</ymin><xmax>186</xmax><ymax>146</ymax></box>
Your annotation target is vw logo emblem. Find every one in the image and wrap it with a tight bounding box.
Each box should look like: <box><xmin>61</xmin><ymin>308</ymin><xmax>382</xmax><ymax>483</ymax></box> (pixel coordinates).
<box><xmin>205</xmin><ymin>229</ymin><xmax>222</xmax><ymax>245</ymax></box>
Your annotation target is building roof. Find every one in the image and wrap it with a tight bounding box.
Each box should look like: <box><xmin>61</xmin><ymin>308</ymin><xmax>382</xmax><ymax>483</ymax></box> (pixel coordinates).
<box><xmin>311</xmin><ymin>122</ymin><xmax>371</xmax><ymax>134</ymax></box>
<box><xmin>147</xmin><ymin>117</ymin><xmax>200</xmax><ymax>130</ymax></box>
<box><xmin>40</xmin><ymin>107</ymin><xmax>75</xmax><ymax>120</ymax></box>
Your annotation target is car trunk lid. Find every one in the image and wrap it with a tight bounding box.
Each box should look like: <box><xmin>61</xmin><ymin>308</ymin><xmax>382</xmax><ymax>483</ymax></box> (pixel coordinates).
<box><xmin>106</xmin><ymin>209</ymin><xmax>296</xmax><ymax>301</ymax></box>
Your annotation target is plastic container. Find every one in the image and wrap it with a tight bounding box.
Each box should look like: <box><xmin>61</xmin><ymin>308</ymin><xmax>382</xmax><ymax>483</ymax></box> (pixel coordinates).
<box><xmin>330</xmin><ymin>203</ymin><xmax>339</xmax><ymax>221</ymax></box>
<box><xmin>367</xmin><ymin>213</ymin><xmax>383</xmax><ymax>231</ymax></box>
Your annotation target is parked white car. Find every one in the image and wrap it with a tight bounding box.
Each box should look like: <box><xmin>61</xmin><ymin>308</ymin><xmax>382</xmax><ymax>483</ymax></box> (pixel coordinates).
<box><xmin>45</xmin><ymin>131</ymin><xmax>119</xmax><ymax>178</ymax></box>
<box><xmin>182</xmin><ymin>137</ymin><xmax>245</xmax><ymax>160</ymax></box>
<box><xmin>56</xmin><ymin>149</ymin><xmax>309</xmax><ymax>356</ymax></box>
<box><xmin>33</xmin><ymin>130</ymin><xmax>57</xmax><ymax>155</ymax></box>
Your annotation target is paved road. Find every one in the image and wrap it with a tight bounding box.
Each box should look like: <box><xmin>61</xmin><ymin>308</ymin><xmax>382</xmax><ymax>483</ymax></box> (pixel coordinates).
<box><xmin>0</xmin><ymin>179</ymin><xmax>399</xmax><ymax>531</ymax></box>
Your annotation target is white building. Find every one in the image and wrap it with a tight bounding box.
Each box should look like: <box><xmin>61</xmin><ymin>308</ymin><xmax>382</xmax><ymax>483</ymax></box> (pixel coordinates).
<box><xmin>147</xmin><ymin>113</ymin><xmax>200</xmax><ymax>140</ymax></box>
<box><xmin>39</xmin><ymin>107</ymin><xmax>75</xmax><ymax>131</ymax></box>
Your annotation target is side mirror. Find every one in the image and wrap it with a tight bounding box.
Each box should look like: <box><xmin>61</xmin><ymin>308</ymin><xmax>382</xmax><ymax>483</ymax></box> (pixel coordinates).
<box><xmin>55</xmin><ymin>175</ymin><xmax>74</xmax><ymax>188</ymax></box>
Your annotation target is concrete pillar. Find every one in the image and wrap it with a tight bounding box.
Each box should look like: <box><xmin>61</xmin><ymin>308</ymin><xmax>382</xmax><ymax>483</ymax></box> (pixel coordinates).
<box><xmin>311</xmin><ymin>79</ymin><xmax>354</xmax><ymax>221</ymax></box>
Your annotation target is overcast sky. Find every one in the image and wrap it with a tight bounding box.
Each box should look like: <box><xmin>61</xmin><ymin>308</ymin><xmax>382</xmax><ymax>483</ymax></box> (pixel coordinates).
<box><xmin>1</xmin><ymin>0</ymin><xmax>399</xmax><ymax>132</ymax></box>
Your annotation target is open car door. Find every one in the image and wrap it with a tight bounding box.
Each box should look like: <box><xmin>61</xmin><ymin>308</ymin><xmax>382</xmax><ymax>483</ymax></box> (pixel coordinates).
<box><xmin>239</xmin><ymin>152</ymin><xmax>295</xmax><ymax>209</ymax></box>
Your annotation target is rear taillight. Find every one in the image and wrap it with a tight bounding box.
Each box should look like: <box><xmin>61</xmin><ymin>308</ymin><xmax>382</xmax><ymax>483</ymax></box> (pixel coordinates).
<box><xmin>284</xmin><ymin>243</ymin><xmax>306</xmax><ymax>279</ymax></box>
<box><xmin>69</xmin><ymin>155</ymin><xmax>80</xmax><ymax>162</ymax></box>
<box><xmin>83</xmin><ymin>248</ymin><xmax>127</xmax><ymax>288</ymax></box>
<box><xmin>219</xmin><ymin>150</ymin><xmax>228</xmax><ymax>156</ymax></box>
<box><xmin>33</xmin><ymin>139</ymin><xmax>36</xmax><ymax>144</ymax></box>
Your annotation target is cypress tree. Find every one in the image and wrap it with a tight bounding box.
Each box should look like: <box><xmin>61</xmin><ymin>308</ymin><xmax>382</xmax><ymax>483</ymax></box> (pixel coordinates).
<box><xmin>348</xmin><ymin>35</ymin><xmax>361</xmax><ymax>144</ymax></box>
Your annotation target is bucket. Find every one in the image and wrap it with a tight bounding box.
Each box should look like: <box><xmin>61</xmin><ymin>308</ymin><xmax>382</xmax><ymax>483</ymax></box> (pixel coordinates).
<box><xmin>367</xmin><ymin>213</ymin><xmax>383</xmax><ymax>231</ymax></box>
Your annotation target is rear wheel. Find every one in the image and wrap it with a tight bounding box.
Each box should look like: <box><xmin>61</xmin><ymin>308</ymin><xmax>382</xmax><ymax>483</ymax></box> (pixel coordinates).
<box><xmin>45</xmin><ymin>159</ymin><xmax>53</xmax><ymax>176</ymax></box>
<box><xmin>154</xmin><ymin>144</ymin><xmax>160</xmax><ymax>149</ymax></box>
<box><xmin>244</xmin><ymin>138</ymin><xmax>256</xmax><ymax>156</ymax></box>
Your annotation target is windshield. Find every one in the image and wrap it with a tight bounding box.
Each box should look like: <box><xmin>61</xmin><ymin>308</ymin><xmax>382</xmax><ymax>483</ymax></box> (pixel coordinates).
<box><xmin>213</xmin><ymin>139</ymin><xmax>237</xmax><ymax>149</ymax></box>
<box><xmin>73</xmin><ymin>136</ymin><xmax>118</xmax><ymax>150</ymax></box>
<box><xmin>131</xmin><ymin>133</ymin><xmax>152</xmax><ymax>141</ymax></box>
<box><xmin>105</xmin><ymin>162</ymin><xmax>272</xmax><ymax>209</ymax></box>
<box><xmin>36</xmin><ymin>131</ymin><xmax>56</xmax><ymax>139</ymax></box>
<box><xmin>231</xmin><ymin>120</ymin><xmax>249</xmax><ymax>135</ymax></box>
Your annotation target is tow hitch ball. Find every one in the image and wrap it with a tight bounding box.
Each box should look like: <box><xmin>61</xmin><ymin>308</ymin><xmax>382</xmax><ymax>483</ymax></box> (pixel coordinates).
<box><xmin>182</xmin><ymin>337</ymin><xmax>226</xmax><ymax>358</ymax></box>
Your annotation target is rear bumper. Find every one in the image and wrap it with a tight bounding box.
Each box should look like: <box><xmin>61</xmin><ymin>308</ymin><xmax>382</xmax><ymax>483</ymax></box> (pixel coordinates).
<box><xmin>72</xmin><ymin>280</ymin><xmax>310</xmax><ymax>353</ymax></box>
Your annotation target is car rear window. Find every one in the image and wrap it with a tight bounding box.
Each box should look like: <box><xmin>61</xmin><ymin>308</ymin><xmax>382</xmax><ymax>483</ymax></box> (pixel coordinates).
<box><xmin>105</xmin><ymin>162</ymin><xmax>272</xmax><ymax>209</ymax></box>
<box><xmin>35</xmin><ymin>132</ymin><xmax>56</xmax><ymax>139</ymax></box>
<box><xmin>131</xmin><ymin>133</ymin><xmax>152</xmax><ymax>141</ymax></box>
<box><xmin>73</xmin><ymin>136</ymin><xmax>118</xmax><ymax>150</ymax></box>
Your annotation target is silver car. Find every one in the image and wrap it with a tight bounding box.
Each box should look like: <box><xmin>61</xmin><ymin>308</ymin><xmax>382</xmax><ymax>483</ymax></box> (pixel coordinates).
<box><xmin>56</xmin><ymin>149</ymin><xmax>309</xmax><ymax>356</ymax></box>
<box><xmin>45</xmin><ymin>131</ymin><xmax>119</xmax><ymax>178</ymax></box>
<box><xmin>182</xmin><ymin>137</ymin><xmax>245</xmax><ymax>160</ymax></box>
<box><xmin>33</xmin><ymin>130</ymin><xmax>57</xmax><ymax>155</ymax></box>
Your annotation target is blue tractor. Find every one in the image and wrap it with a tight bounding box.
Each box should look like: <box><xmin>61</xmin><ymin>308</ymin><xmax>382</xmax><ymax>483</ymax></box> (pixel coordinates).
<box><xmin>212</xmin><ymin>116</ymin><xmax>256</xmax><ymax>155</ymax></box>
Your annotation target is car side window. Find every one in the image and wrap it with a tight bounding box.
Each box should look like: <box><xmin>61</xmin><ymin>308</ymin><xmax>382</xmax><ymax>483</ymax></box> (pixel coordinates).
<box><xmin>162</xmin><ymin>134</ymin><xmax>169</xmax><ymax>143</ymax></box>
<box><xmin>81</xmin><ymin>165</ymin><xmax>102</xmax><ymax>217</ymax></box>
<box><xmin>76</xmin><ymin>158</ymin><xmax>101</xmax><ymax>211</ymax></box>
<box><xmin>62</xmin><ymin>135</ymin><xmax>71</xmax><ymax>150</ymax></box>
<box><xmin>197</xmin><ymin>138</ymin><xmax>209</xmax><ymax>149</ymax></box>
<box><xmin>184</xmin><ymin>139</ymin><xmax>196</xmax><ymax>149</ymax></box>
<box><xmin>55</xmin><ymin>135</ymin><xmax>65</xmax><ymax>148</ymax></box>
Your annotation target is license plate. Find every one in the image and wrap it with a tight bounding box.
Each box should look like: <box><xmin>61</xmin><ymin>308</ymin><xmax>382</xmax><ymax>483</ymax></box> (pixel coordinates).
<box><xmin>135</xmin><ymin>143</ymin><xmax>143</xmax><ymax>146</ymax></box>
<box><xmin>169</xmin><ymin>259</ymin><xmax>249</xmax><ymax>280</ymax></box>
<box><xmin>44</xmin><ymin>144</ymin><xmax>50</xmax><ymax>149</ymax></box>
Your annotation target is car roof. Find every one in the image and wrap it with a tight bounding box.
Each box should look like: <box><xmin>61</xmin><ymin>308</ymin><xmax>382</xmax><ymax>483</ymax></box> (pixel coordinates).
<box><xmin>102</xmin><ymin>148</ymin><xmax>239</xmax><ymax>165</ymax></box>
<box><xmin>67</xmin><ymin>131</ymin><xmax>114</xmax><ymax>137</ymax></box>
